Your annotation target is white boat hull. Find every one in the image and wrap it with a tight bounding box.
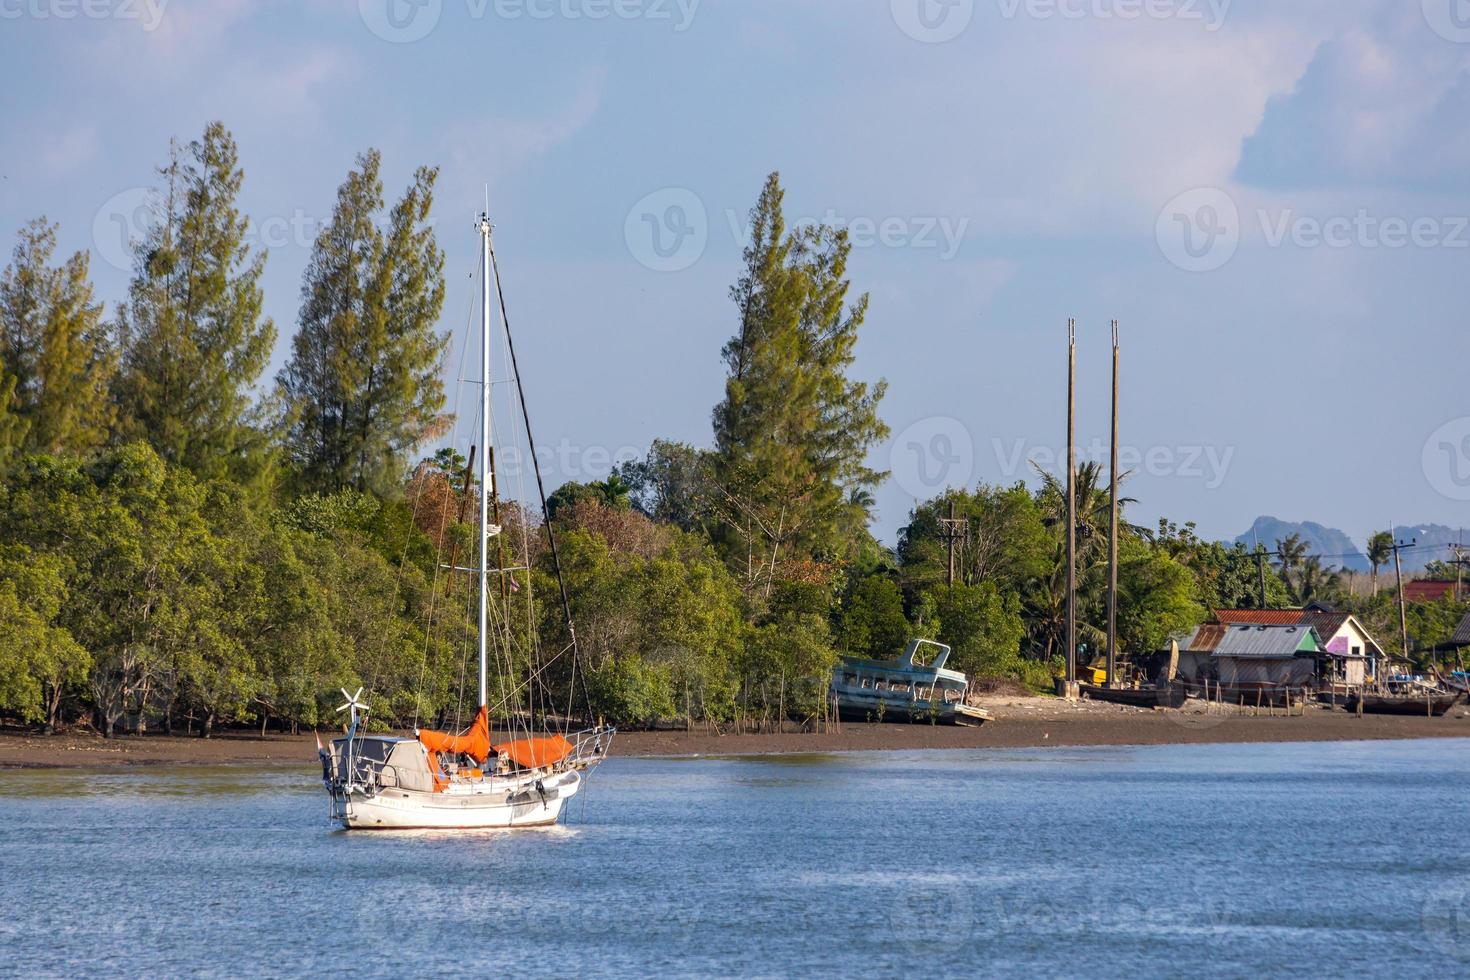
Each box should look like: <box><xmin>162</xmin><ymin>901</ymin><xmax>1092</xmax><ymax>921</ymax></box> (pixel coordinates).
<box><xmin>338</xmin><ymin>769</ymin><xmax>581</xmax><ymax>830</ymax></box>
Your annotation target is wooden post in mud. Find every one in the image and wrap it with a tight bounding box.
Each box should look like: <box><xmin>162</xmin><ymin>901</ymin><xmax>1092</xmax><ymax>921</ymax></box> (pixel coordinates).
<box><xmin>1064</xmin><ymin>318</ymin><xmax>1078</xmax><ymax>697</ymax></box>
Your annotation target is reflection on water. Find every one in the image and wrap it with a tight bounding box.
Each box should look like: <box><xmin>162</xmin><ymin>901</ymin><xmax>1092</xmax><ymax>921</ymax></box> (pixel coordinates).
<box><xmin>3</xmin><ymin>740</ymin><xmax>1468</xmax><ymax>976</ymax></box>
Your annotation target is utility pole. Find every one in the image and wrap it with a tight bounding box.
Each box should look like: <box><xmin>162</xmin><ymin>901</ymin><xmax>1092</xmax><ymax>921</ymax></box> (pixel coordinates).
<box><xmin>1390</xmin><ymin>526</ymin><xmax>1417</xmax><ymax>671</ymax></box>
<box><xmin>1106</xmin><ymin>320</ymin><xmax>1120</xmax><ymax>689</ymax></box>
<box><xmin>1452</xmin><ymin>531</ymin><xmax>1467</xmax><ymax>601</ymax></box>
<box><xmin>939</xmin><ymin>498</ymin><xmax>969</xmax><ymax>591</ymax></box>
<box><xmin>1065</xmin><ymin>318</ymin><xmax>1078</xmax><ymax>690</ymax></box>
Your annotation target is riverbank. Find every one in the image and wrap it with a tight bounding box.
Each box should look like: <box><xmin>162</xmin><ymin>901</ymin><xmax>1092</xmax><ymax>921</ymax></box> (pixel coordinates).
<box><xmin>4</xmin><ymin>696</ymin><xmax>1468</xmax><ymax>769</ymax></box>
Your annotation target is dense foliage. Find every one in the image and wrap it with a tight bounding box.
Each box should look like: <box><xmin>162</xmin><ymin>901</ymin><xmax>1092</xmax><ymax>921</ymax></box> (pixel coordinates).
<box><xmin>2</xmin><ymin>129</ymin><xmax>1462</xmax><ymax>735</ymax></box>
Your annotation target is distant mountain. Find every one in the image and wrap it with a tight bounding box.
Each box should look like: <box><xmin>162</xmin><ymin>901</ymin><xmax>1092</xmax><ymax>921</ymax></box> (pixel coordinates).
<box><xmin>1233</xmin><ymin>517</ymin><xmax>1370</xmax><ymax>572</ymax></box>
<box><xmin>1231</xmin><ymin>518</ymin><xmax>1464</xmax><ymax>573</ymax></box>
<box><xmin>1389</xmin><ymin>524</ymin><xmax>1466</xmax><ymax>574</ymax></box>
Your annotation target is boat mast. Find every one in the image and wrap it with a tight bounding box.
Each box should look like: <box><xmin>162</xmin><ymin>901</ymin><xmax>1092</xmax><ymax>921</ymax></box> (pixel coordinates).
<box><xmin>479</xmin><ymin>213</ymin><xmax>493</xmax><ymax>710</ymax></box>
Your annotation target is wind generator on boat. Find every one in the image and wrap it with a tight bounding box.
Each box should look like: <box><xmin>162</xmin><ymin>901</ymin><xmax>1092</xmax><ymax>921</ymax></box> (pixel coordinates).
<box><xmin>319</xmin><ymin>213</ymin><xmax>614</xmax><ymax>830</ymax></box>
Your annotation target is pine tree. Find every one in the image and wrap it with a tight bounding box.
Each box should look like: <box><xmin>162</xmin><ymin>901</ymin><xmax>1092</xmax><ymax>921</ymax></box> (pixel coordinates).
<box><xmin>112</xmin><ymin>122</ymin><xmax>276</xmax><ymax>483</ymax></box>
<box><xmin>281</xmin><ymin>150</ymin><xmax>448</xmax><ymax>495</ymax></box>
<box><xmin>710</xmin><ymin>173</ymin><xmax>888</xmax><ymax>590</ymax></box>
<box><xmin>0</xmin><ymin>218</ymin><xmax>114</xmax><ymax>455</ymax></box>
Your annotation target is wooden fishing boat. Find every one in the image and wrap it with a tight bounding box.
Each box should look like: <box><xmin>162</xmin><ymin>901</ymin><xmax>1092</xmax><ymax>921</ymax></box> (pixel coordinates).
<box><xmin>1342</xmin><ymin>691</ymin><xmax>1464</xmax><ymax>717</ymax></box>
<box><xmin>1079</xmin><ymin>683</ymin><xmax>1187</xmax><ymax>709</ymax></box>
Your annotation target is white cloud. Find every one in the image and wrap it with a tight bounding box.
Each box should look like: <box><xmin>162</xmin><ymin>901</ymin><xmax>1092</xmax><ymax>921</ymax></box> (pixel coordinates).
<box><xmin>1237</xmin><ymin>9</ymin><xmax>1470</xmax><ymax>188</ymax></box>
<box><xmin>37</xmin><ymin>125</ymin><xmax>100</xmax><ymax>175</ymax></box>
<box><xmin>440</xmin><ymin>67</ymin><xmax>607</xmax><ymax>189</ymax></box>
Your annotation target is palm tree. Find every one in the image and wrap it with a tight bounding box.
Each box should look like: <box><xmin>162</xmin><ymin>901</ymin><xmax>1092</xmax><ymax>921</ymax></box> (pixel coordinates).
<box><xmin>1275</xmin><ymin>533</ymin><xmax>1308</xmax><ymax>600</ymax></box>
<box><xmin>1033</xmin><ymin>461</ymin><xmax>1146</xmax><ymax>564</ymax></box>
<box><xmin>1367</xmin><ymin>531</ymin><xmax>1393</xmax><ymax>598</ymax></box>
<box><xmin>1295</xmin><ymin>556</ymin><xmax>1343</xmax><ymax>605</ymax></box>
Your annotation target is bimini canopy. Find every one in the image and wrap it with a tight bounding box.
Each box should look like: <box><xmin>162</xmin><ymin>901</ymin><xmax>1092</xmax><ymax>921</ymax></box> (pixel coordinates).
<box><xmin>418</xmin><ymin>705</ymin><xmax>491</xmax><ymax>763</ymax></box>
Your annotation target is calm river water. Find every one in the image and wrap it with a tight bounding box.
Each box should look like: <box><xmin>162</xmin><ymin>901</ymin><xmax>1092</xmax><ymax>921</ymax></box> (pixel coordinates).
<box><xmin>3</xmin><ymin>739</ymin><xmax>1469</xmax><ymax>977</ymax></box>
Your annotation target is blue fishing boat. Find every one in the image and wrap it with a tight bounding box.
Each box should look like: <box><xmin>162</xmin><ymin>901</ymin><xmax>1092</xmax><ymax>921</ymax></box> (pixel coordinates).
<box><xmin>831</xmin><ymin>639</ymin><xmax>991</xmax><ymax>726</ymax></box>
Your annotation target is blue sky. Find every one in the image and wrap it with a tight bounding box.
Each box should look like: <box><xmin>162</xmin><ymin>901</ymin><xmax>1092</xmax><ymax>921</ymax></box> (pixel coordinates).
<box><xmin>2</xmin><ymin>0</ymin><xmax>1468</xmax><ymax>547</ymax></box>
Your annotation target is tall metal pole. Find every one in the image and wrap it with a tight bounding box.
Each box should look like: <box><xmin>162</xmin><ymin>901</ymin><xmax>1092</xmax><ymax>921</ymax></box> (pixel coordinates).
<box><xmin>1066</xmin><ymin>319</ymin><xmax>1077</xmax><ymax>686</ymax></box>
<box><xmin>1391</xmin><ymin>526</ymin><xmax>1413</xmax><ymax>671</ymax></box>
<box><xmin>1107</xmin><ymin>320</ymin><xmax>1119</xmax><ymax>688</ymax></box>
<box><xmin>478</xmin><ymin>213</ymin><xmax>492</xmax><ymax>710</ymax></box>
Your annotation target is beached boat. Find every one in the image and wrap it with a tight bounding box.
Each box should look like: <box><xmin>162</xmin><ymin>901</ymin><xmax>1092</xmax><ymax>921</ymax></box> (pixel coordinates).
<box><xmin>1079</xmin><ymin>683</ymin><xmax>1187</xmax><ymax>709</ymax></box>
<box><xmin>319</xmin><ymin>213</ymin><xmax>614</xmax><ymax>830</ymax></box>
<box><xmin>1342</xmin><ymin>690</ymin><xmax>1463</xmax><ymax>717</ymax></box>
<box><xmin>831</xmin><ymin>640</ymin><xmax>991</xmax><ymax>726</ymax></box>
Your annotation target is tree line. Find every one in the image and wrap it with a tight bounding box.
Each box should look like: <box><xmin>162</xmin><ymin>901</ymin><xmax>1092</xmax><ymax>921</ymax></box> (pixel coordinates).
<box><xmin>2</xmin><ymin>126</ymin><xmax>1464</xmax><ymax>736</ymax></box>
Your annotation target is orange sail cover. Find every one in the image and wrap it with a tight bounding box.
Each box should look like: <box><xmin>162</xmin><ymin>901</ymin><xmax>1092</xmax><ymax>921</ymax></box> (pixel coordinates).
<box><xmin>493</xmin><ymin>735</ymin><xmax>574</xmax><ymax>771</ymax></box>
<box><xmin>418</xmin><ymin>705</ymin><xmax>491</xmax><ymax>763</ymax></box>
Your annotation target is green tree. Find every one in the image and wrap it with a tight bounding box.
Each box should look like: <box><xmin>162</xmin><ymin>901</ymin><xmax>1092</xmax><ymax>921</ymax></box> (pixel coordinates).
<box><xmin>546</xmin><ymin>476</ymin><xmax>633</xmax><ymax>520</ymax></box>
<box><xmin>0</xmin><ymin>545</ymin><xmax>90</xmax><ymax>731</ymax></box>
<box><xmin>1117</xmin><ymin>535</ymin><xmax>1204</xmax><ymax>657</ymax></box>
<box><xmin>280</xmin><ymin>151</ymin><xmax>448</xmax><ymax>494</ymax></box>
<box><xmin>710</xmin><ymin>173</ymin><xmax>888</xmax><ymax>590</ymax></box>
<box><xmin>1294</xmin><ymin>555</ymin><xmax>1344</xmax><ymax>606</ymax></box>
<box><xmin>113</xmin><ymin>123</ymin><xmax>275</xmax><ymax>484</ymax></box>
<box><xmin>1367</xmin><ymin>530</ymin><xmax>1393</xmax><ymax>597</ymax></box>
<box><xmin>927</xmin><ymin>581</ymin><xmax>1027</xmax><ymax>680</ymax></box>
<box><xmin>898</xmin><ymin>484</ymin><xmax>1051</xmax><ymax>598</ymax></box>
<box><xmin>616</xmin><ymin>439</ymin><xmax>715</xmax><ymax>534</ymax></box>
<box><xmin>836</xmin><ymin>574</ymin><xmax>910</xmax><ymax>659</ymax></box>
<box><xmin>1275</xmin><ymin>533</ymin><xmax>1308</xmax><ymax>599</ymax></box>
<box><xmin>0</xmin><ymin>219</ymin><xmax>115</xmax><ymax>455</ymax></box>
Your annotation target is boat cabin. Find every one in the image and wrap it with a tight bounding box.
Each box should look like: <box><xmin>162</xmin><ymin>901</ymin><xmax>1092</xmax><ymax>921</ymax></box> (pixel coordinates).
<box><xmin>329</xmin><ymin>736</ymin><xmax>437</xmax><ymax>793</ymax></box>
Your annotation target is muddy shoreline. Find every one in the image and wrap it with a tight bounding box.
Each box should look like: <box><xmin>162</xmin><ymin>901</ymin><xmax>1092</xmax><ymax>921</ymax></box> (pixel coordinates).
<box><xmin>3</xmin><ymin>697</ymin><xmax>1468</xmax><ymax>770</ymax></box>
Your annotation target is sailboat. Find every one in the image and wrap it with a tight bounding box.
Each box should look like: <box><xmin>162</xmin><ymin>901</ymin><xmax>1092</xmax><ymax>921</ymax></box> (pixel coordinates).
<box><xmin>319</xmin><ymin>213</ymin><xmax>614</xmax><ymax>830</ymax></box>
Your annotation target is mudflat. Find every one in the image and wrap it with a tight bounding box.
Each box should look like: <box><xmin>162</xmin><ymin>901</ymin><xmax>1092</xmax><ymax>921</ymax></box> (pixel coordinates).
<box><xmin>3</xmin><ymin>697</ymin><xmax>1467</xmax><ymax>769</ymax></box>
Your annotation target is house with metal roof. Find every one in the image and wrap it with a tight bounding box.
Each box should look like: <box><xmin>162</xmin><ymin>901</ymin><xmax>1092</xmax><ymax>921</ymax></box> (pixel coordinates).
<box><xmin>1403</xmin><ymin>580</ymin><xmax>1466</xmax><ymax>604</ymax></box>
<box><xmin>1167</xmin><ymin>617</ymin><xmax>1365</xmax><ymax>689</ymax></box>
<box><xmin>1435</xmin><ymin>612</ymin><xmax>1470</xmax><ymax>654</ymax></box>
<box><xmin>1212</xmin><ymin>607</ymin><xmax>1380</xmax><ymax>683</ymax></box>
<box><xmin>1211</xmin><ymin>624</ymin><xmax>1321</xmax><ymax>690</ymax></box>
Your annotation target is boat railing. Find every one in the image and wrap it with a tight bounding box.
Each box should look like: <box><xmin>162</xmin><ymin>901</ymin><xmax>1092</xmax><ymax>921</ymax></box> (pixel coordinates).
<box><xmin>561</xmin><ymin>727</ymin><xmax>616</xmax><ymax>770</ymax></box>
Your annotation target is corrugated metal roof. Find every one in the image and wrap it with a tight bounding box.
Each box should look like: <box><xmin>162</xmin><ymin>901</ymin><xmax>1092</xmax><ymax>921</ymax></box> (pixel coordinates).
<box><xmin>1179</xmin><ymin>623</ymin><xmax>1228</xmax><ymax>653</ymax></box>
<box><xmin>1405</xmin><ymin>581</ymin><xmax>1463</xmax><ymax>603</ymax></box>
<box><xmin>1211</xmin><ymin>624</ymin><xmax>1319</xmax><ymax>659</ymax></box>
<box><xmin>1214</xmin><ymin>609</ymin><xmax>1306</xmax><ymax>626</ymax></box>
<box><xmin>1451</xmin><ymin>613</ymin><xmax>1470</xmax><ymax>648</ymax></box>
<box><xmin>1213</xmin><ymin>608</ymin><xmax>1382</xmax><ymax>657</ymax></box>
